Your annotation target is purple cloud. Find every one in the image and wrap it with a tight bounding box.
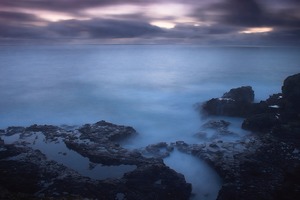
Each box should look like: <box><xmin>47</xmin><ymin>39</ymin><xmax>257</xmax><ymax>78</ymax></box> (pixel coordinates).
<box><xmin>0</xmin><ymin>0</ymin><xmax>299</xmax><ymax>45</ymax></box>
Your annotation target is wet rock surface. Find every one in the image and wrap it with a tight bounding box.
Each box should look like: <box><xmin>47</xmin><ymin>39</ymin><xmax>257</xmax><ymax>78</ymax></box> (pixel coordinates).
<box><xmin>139</xmin><ymin>142</ymin><xmax>174</xmax><ymax>159</ymax></box>
<box><xmin>198</xmin><ymin>73</ymin><xmax>300</xmax><ymax>199</ymax></box>
<box><xmin>282</xmin><ymin>73</ymin><xmax>300</xmax><ymax>114</ymax></box>
<box><xmin>0</xmin><ymin>121</ymin><xmax>192</xmax><ymax>200</ymax></box>
<box><xmin>202</xmin><ymin>73</ymin><xmax>300</xmax><ymax>137</ymax></box>
<box><xmin>174</xmin><ymin>133</ymin><xmax>300</xmax><ymax>200</ymax></box>
<box><xmin>201</xmin><ymin>86</ymin><xmax>255</xmax><ymax>117</ymax></box>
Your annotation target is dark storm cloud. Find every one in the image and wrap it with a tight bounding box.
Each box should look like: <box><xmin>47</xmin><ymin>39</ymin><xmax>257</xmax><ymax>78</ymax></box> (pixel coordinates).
<box><xmin>0</xmin><ymin>0</ymin><xmax>299</xmax><ymax>45</ymax></box>
<box><xmin>188</xmin><ymin>0</ymin><xmax>300</xmax><ymax>45</ymax></box>
<box><xmin>48</xmin><ymin>18</ymin><xmax>163</xmax><ymax>38</ymax></box>
<box><xmin>0</xmin><ymin>11</ymin><xmax>48</xmax><ymax>39</ymax></box>
<box><xmin>161</xmin><ymin>23</ymin><xmax>241</xmax><ymax>45</ymax></box>
<box><xmin>194</xmin><ymin>0</ymin><xmax>267</xmax><ymax>27</ymax></box>
<box><xmin>0</xmin><ymin>0</ymin><xmax>134</xmax><ymax>12</ymax></box>
<box><xmin>217</xmin><ymin>0</ymin><xmax>264</xmax><ymax>27</ymax></box>
<box><xmin>0</xmin><ymin>11</ymin><xmax>41</xmax><ymax>22</ymax></box>
<box><xmin>0</xmin><ymin>0</ymin><xmax>180</xmax><ymax>13</ymax></box>
<box><xmin>196</xmin><ymin>0</ymin><xmax>300</xmax><ymax>28</ymax></box>
<box><xmin>0</xmin><ymin>23</ymin><xmax>46</xmax><ymax>39</ymax></box>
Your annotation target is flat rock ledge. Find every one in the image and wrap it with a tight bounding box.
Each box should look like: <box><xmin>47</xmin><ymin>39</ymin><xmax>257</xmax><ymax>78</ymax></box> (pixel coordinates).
<box><xmin>0</xmin><ymin>121</ymin><xmax>191</xmax><ymax>200</ymax></box>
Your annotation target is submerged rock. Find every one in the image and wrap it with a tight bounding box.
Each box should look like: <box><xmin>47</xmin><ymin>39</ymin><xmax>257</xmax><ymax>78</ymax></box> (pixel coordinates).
<box><xmin>202</xmin><ymin>120</ymin><xmax>231</xmax><ymax>131</ymax></box>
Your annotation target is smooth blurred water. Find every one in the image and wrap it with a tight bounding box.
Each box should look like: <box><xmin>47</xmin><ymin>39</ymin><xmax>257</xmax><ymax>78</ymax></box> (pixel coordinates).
<box><xmin>164</xmin><ymin>150</ymin><xmax>222</xmax><ymax>200</ymax></box>
<box><xmin>1</xmin><ymin>45</ymin><xmax>299</xmax><ymax>199</ymax></box>
<box><xmin>0</xmin><ymin>45</ymin><xmax>299</xmax><ymax>144</ymax></box>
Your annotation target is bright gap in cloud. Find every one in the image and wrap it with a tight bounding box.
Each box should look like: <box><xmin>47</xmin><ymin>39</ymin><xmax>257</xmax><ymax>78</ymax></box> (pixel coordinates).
<box><xmin>36</xmin><ymin>10</ymin><xmax>90</xmax><ymax>22</ymax></box>
<box><xmin>38</xmin><ymin>12</ymin><xmax>76</xmax><ymax>22</ymax></box>
<box><xmin>150</xmin><ymin>21</ymin><xmax>176</xmax><ymax>29</ymax></box>
<box><xmin>84</xmin><ymin>5</ymin><xmax>141</xmax><ymax>17</ymax></box>
<box><xmin>84</xmin><ymin>3</ymin><xmax>196</xmax><ymax>27</ymax></box>
<box><xmin>145</xmin><ymin>3</ymin><xmax>191</xmax><ymax>18</ymax></box>
<box><xmin>0</xmin><ymin>7</ymin><xmax>89</xmax><ymax>22</ymax></box>
<box><xmin>240</xmin><ymin>27</ymin><xmax>273</xmax><ymax>34</ymax></box>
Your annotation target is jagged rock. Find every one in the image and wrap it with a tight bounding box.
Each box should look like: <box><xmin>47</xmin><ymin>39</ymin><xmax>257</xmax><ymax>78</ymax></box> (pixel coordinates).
<box><xmin>202</xmin><ymin>86</ymin><xmax>254</xmax><ymax>117</ymax></box>
<box><xmin>248</xmin><ymin>94</ymin><xmax>283</xmax><ymax>116</ymax></box>
<box><xmin>140</xmin><ymin>142</ymin><xmax>174</xmax><ymax>159</ymax></box>
<box><xmin>241</xmin><ymin>73</ymin><xmax>300</xmax><ymax>134</ymax></box>
<box><xmin>282</xmin><ymin>73</ymin><xmax>300</xmax><ymax>113</ymax></box>
<box><xmin>0</xmin><ymin>121</ymin><xmax>192</xmax><ymax>200</ymax></box>
<box><xmin>65</xmin><ymin>139</ymin><xmax>153</xmax><ymax>166</ymax></box>
<box><xmin>200</xmin><ymin>74</ymin><xmax>300</xmax><ymax>134</ymax></box>
<box><xmin>173</xmin><ymin>134</ymin><xmax>300</xmax><ymax>200</ymax></box>
<box><xmin>79</xmin><ymin>120</ymin><xmax>137</xmax><ymax>143</ymax></box>
<box><xmin>222</xmin><ymin>86</ymin><xmax>254</xmax><ymax>103</ymax></box>
<box><xmin>242</xmin><ymin>113</ymin><xmax>280</xmax><ymax>133</ymax></box>
<box><xmin>0</xmin><ymin>144</ymin><xmax>105</xmax><ymax>199</ymax></box>
<box><xmin>25</xmin><ymin>124</ymin><xmax>61</xmax><ymax>133</ymax></box>
<box><xmin>123</xmin><ymin>163</ymin><xmax>192</xmax><ymax>200</ymax></box>
<box><xmin>5</xmin><ymin>126</ymin><xmax>25</xmax><ymax>136</ymax></box>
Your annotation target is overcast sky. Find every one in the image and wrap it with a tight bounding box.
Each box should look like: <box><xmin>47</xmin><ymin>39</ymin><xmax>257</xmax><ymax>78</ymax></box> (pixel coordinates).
<box><xmin>0</xmin><ymin>0</ymin><xmax>299</xmax><ymax>45</ymax></box>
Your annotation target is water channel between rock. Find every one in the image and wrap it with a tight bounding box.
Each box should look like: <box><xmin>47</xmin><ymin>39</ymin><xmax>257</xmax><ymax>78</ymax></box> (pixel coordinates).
<box><xmin>1</xmin><ymin>132</ymin><xmax>137</xmax><ymax>180</ymax></box>
<box><xmin>164</xmin><ymin>149</ymin><xmax>222</xmax><ymax>200</ymax></box>
<box><xmin>2</xmin><ymin>128</ymin><xmax>225</xmax><ymax>200</ymax></box>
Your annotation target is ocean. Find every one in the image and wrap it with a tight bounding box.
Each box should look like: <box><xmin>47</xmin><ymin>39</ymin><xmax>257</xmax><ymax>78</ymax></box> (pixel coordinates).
<box><xmin>1</xmin><ymin>45</ymin><xmax>299</xmax><ymax>199</ymax></box>
<box><xmin>1</xmin><ymin>45</ymin><xmax>299</xmax><ymax>138</ymax></box>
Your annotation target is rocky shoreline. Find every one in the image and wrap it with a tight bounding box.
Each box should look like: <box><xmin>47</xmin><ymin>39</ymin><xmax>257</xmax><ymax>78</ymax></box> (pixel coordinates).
<box><xmin>199</xmin><ymin>73</ymin><xmax>300</xmax><ymax>199</ymax></box>
<box><xmin>0</xmin><ymin>122</ymin><xmax>191</xmax><ymax>200</ymax></box>
<box><xmin>1</xmin><ymin>73</ymin><xmax>299</xmax><ymax>199</ymax></box>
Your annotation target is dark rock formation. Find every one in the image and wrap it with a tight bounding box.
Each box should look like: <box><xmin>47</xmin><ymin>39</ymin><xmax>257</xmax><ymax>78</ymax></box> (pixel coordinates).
<box><xmin>173</xmin><ymin>134</ymin><xmax>300</xmax><ymax>200</ymax></box>
<box><xmin>282</xmin><ymin>73</ymin><xmax>300</xmax><ymax>114</ymax></box>
<box><xmin>201</xmin><ymin>73</ymin><xmax>300</xmax><ymax>136</ymax></box>
<box><xmin>140</xmin><ymin>142</ymin><xmax>174</xmax><ymax>159</ymax></box>
<box><xmin>202</xmin><ymin>86</ymin><xmax>254</xmax><ymax>117</ymax></box>
<box><xmin>64</xmin><ymin>121</ymin><xmax>156</xmax><ymax>166</ymax></box>
<box><xmin>0</xmin><ymin>121</ymin><xmax>192</xmax><ymax>200</ymax></box>
<box><xmin>197</xmin><ymin>73</ymin><xmax>300</xmax><ymax>199</ymax></box>
<box><xmin>242</xmin><ymin>113</ymin><xmax>280</xmax><ymax>132</ymax></box>
<box><xmin>196</xmin><ymin>120</ymin><xmax>237</xmax><ymax>140</ymax></box>
<box><xmin>79</xmin><ymin>120</ymin><xmax>137</xmax><ymax>142</ymax></box>
<box><xmin>124</xmin><ymin>163</ymin><xmax>191</xmax><ymax>200</ymax></box>
<box><xmin>222</xmin><ymin>86</ymin><xmax>254</xmax><ymax>103</ymax></box>
<box><xmin>242</xmin><ymin>74</ymin><xmax>300</xmax><ymax>135</ymax></box>
<box><xmin>0</xmin><ymin>144</ymin><xmax>106</xmax><ymax>199</ymax></box>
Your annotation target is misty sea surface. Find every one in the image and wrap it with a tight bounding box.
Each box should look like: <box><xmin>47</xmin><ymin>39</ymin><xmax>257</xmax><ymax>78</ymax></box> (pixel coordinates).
<box><xmin>1</xmin><ymin>45</ymin><xmax>300</xmax><ymax>199</ymax></box>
